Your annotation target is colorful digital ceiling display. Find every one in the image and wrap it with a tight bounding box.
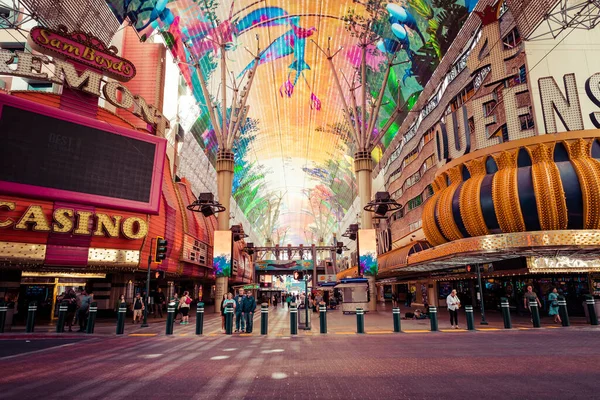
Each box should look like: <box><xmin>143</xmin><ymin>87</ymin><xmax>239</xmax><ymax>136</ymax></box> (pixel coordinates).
<box><xmin>105</xmin><ymin>0</ymin><xmax>478</xmax><ymax>244</ymax></box>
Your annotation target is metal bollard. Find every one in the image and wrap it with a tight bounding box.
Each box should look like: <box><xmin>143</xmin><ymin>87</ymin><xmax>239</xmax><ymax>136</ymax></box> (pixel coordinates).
<box><xmin>392</xmin><ymin>307</ymin><xmax>401</xmax><ymax>333</ymax></box>
<box><xmin>196</xmin><ymin>302</ymin><xmax>204</xmax><ymax>335</ymax></box>
<box><xmin>290</xmin><ymin>303</ymin><xmax>298</xmax><ymax>335</ymax></box>
<box><xmin>0</xmin><ymin>301</ymin><xmax>7</xmax><ymax>333</ymax></box>
<box><xmin>500</xmin><ymin>297</ymin><xmax>512</xmax><ymax>329</ymax></box>
<box><xmin>116</xmin><ymin>303</ymin><xmax>126</xmax><ymax>335</ymax></box>
<box><xmin>261</xmin><ymin>303</ymin><xmax>268</xmax><ymax>335</ymax></box>
<box><xmin>225</xmin><ymin>303</ymin><xmax>234</xmax><ymax>335</ymax></box>
<box><xmin>26</xmin><ymin>301</ymin><xmax>37</xmax><ymax>333</ymax></box>
<box><xmin>529</xmin><ymin>299</ymin><xmax>541</xmax><ymax>328</ymax></box>
<box><xmin>585</xmin><ymin>295</ymin><xmax>598</xmax><ymax>325</ymax></box>
<box><xmin>465</xmin><ymin>305</ymin><xmax>475</xmax><ymax>331</ymax></box>
<box><xmin>56</xmin><ymin>301</ymin><xmax>69</xmax><ymax>333</ymax></box>
<box><xmin>429</xmin><ymin>306</ymin><xmax>438</xmax><ymax>331</ymax></box>
<box><xmin>558</xmin><ymin>296</ymin><xmax>570</xmax><ymax>327</ymax></box>
<box><xmin>166</xmin><ymin>302</ymin><xmax>176</xmax><ymax>335</ymax></box>
<box><xmin>319</xmin><ymin>303</ymin><xmax>327</xmax><ymax>334</ymax></box>
<box><xmin>356</xmin><ymin>307</ymin><xmax>365</xmax><ymax>334</ymax></box>
<box><xmin>86</xmin><ymin>302</ymin><xmax>98</xmax><ymax>334</ymax></box>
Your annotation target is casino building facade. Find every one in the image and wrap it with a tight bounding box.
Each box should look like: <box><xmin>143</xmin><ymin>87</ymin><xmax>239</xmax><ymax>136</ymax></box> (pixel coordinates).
<box><xmin>376</xmin><ymin>0</ymin><xmax>600</xmax><ymax>314</ymax></box>
<box><xmin>0</xmin><ymin>23</ymin><xmax>253</xmax><ymax>321</ymax></box>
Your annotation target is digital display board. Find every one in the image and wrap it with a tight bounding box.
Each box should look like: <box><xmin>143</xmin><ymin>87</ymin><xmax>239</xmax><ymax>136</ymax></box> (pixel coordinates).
<box><xmin>358</xmin><ymin>229</ymin><xmax>378</xmax><ymax>276</ymax></box>
<box><xmin>213</xmin><ymin>230</ymin><xmax>232</xmax><ymax>277</ymax></box>
<box><xmin>0</xmin><ymin>94</ymin><xmax>166</xmax><ymax>213</ymax></box>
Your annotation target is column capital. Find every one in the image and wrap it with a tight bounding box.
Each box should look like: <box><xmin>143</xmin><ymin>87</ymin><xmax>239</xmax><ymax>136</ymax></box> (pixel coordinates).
<box><xmin>216</xmin><ymin>150</ymin><xmax>235</xmax><ymax>173</ymax></box>
<box><xmin>354</xmin><ymin>151</ymin><xmax>373</xmax><ymax>173</ymax></box>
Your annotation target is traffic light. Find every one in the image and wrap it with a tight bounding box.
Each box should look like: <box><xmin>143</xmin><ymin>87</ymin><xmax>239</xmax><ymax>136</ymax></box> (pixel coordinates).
<box><xmin>336</xmin><ymin>241</ymin><xmax>344</xmax><ymax>254</ymax></box>
<box><xmin>154</xmin><ymin>236</ymin><xmax>168</xmax><ymax>263</ymax></box>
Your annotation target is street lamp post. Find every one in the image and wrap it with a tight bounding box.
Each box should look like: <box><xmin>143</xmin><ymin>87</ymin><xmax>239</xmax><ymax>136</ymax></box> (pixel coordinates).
<box><xmin>304</xmin><ymin>275</ymin><xmax>310</xmax><ymax>330</ymax></box>
<box><xmin>141</xmin><ymin>238</ymin><xmax>154</xmax><ymax>328</ymax></box>
<box><xmin>476</xmin><ymin>264</ymin><xmax>488</xmax><ymax>325</ymax></box>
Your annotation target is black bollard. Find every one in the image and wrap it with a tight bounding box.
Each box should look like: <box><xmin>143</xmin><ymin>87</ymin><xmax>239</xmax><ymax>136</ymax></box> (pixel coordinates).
<box><xmin>529</xmin><ymin>299</ymin><xmax>541</xmax><ymax>328</ymax></box>
<box><xmin>166</xmin><ymin>301</ymin><xmax>176</xmax><ymax>335</ymax></box>
<box><xmin>290</xmin><ymin>303</ymin><xmax>298</xmax><ymax>335</ymax></box>
<box><xmin>319</xmin><ymin>303</ymin><xmax>327</xmax><ymax>334</ymax></box>
<box><xmin>116</xmin><ymin>303</ymin><xmax>126</xmax><ymax>335</ymax></box>
<box><xmin>260</xmin><ymin>303</ymin><xmax>268</xmax><ymax>335</ymax></box>
<box><xmin>585</xmin><ymin>295</ymin><xmax>598</xmax><ymax>325</ymax></box>
<box><xmin>0</xmin><ymin>301</ymin><xmax>7</xmax><ymax>333</ymax></box>
<box><xmin>26</xmin><ymin>301</ymin><xmax>37</xmax><ymax>333</ymax></box>
<box><xmin>225</xmin><ymin>303</ymin><xmax>234</xmax><ymax>335</ymax></box>
<box><xmin>196</xmin><ymin>302</ymin><xmax>204</xmax><ymax>335</ymax></box>
<box><xmin>56</xmin><ymin>301</ymin><xmax>69</xmax><ymax>333</ymax></box>
<box><xmin>356</xmin><ymin>307</ymin><xmax>365</xmax><ymax>334</ymax></box>
<box><xmin>500</xmin><ymin>297</ymin><xmax>512</xmax><ymax>329</ymax></box>
<box><xmin>392</xmin><ymin>307</ymin><xmax>401</xmax><ymax>333</ymax></box>
<box><xmin>429</xmin><ymin>306</ymin><xmax>438</xmax><ymax>331</ymax></box>
<box><xmin>86</xmin><ymin>302</ymin><xmax>98</xmax><ymax>334</ymax></box>
<box><xmin>465</xmin><ymin>305</ymin><xmax>475</xmax><ymax>331</ymax></box>
<box><xmin>558</xmin><ymin>296</ymin><xmax>570</xmax><ymax>327</ymax></box>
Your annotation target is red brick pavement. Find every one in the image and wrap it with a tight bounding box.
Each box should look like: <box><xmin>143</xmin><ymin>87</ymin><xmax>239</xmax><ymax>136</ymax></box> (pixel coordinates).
<box><xmin>0</xmin><ymin>307</ymin><xmax>598</xmax><ymax>400</ymax></box>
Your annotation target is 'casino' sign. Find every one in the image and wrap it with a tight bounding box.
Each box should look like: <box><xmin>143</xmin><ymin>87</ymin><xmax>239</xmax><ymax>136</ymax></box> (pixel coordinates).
<box><xmin>0</xmin><ymin>200</ymin><xmax>148</xmax><ymax>240</ymax></box>
<box><xmin>28</xmin><ymin>25</ymin><xmax>136</xmax><ymax>82</ymax></box>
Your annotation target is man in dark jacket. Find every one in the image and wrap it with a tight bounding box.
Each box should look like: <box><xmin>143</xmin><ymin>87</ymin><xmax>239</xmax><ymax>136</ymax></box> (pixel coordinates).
<box><xmin>154</xmin><ymin>288</ymin><xmax>166</xmax><ymax>318</ymax></box>
<box><xmin>234</xmin><ymin>289</ymin><xmax>246</xmax><ymax>332</ymax></box>
<box><xmin>243</xmin><ymin>291</ymin><xmax>257</xmax><ymax>333</ymax></box>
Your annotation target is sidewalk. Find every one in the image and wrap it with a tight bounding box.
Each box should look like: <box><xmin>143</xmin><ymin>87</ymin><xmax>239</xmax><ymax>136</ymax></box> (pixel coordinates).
<box><xmin>0</xmin><ymin>303</ymin><xmax>595</xmax><ymax>338</ymax></box>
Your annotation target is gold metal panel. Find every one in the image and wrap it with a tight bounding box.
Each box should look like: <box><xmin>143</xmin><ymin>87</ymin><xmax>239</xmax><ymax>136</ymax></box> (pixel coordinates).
<box><xmin>87</xmin><ymin>248</ymin><xmax>140</xmax><ymax>267</ymax></box>
<box><xmin>0</xmin><ymin>241</ymin><xmax>46</xmax><ymax>263</ymax></box>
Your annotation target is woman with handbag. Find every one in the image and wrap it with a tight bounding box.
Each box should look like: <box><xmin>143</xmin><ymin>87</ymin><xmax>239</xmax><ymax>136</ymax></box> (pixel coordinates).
<box><xmin>446</xmin><ymin>289</ymin><xmax>461</xmax><ymax>329</ymax></box>
<box><xmin>179</xmin><ymin>291</ymin><xmax>192</xmax><ymax>325</ymax></box>
<box><xmin>548</xmin><ymin>287</ymin><xmax>562</xmax><ymax>324</ymax></box>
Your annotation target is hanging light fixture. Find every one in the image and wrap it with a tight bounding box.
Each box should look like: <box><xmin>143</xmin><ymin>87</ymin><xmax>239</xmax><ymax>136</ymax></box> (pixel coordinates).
<box><xmin>363</xmin><ymin>192</ymin><xmax>402</xmax><ymax>218</ymax></box>
<box><xmin>187</xmin><ymin>193</ymin><xmax>226</xmax><ymax>217</ymax></box>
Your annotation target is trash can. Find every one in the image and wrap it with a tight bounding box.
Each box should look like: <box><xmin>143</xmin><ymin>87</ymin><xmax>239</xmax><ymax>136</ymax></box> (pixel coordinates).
<box><xmin>5</xmin><ymin>302</ymin><xmax>15</xmax><ymax>332</ymax></box>
<box><xmin>582</xmin><ymin>299</ymin><xmax>600</xmax><ymax>324</ymax></box>
<box><xmin>298</xmin><ymin>305</ymin><xmax>311</xmax><ymax>329</ymax></box>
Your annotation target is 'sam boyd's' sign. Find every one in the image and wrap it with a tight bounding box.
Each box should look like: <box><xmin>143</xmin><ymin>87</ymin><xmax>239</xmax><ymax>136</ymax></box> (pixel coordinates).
<box><xmin>28</xmin><ymin>25</ymin><xmax>136</xmax><ymax>82</ymax></box>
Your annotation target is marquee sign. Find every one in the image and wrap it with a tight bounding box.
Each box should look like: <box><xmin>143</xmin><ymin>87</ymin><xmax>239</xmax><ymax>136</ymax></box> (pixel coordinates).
<box><xmin>0</xmin><ymin>200</ymin><xmax>148</xmax><ymax>240</ymax></box>
<box><xmin>28</xmin><ymin>26</ymin><xmax>136</xmax><ymax>82</ymax></box>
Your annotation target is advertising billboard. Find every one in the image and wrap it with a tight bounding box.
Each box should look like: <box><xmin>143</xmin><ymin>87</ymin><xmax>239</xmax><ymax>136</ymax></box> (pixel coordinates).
<box><xmin>358</xmin><ymin>229</ymin><xmax>378</xmax><ymax>276</ymax></box>
<box><xmin>213</xmin><ymin>230</ymin><xmax>232</xmax><ymax>277</ymax></box>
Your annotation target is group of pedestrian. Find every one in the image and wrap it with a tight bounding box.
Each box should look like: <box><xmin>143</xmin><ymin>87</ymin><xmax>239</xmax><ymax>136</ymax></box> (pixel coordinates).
<box><xmin>57</xmin><ymin>288</ymin><xmax>93</xmax><ymax>332</ymax></box>
<box><xmin>220</xmin><ymin>289</ymin><xmax>256</xmax><ymax>333</ymax></box>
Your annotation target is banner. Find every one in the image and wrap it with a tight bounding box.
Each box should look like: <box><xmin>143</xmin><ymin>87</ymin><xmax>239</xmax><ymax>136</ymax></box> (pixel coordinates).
<box><xmin>255</xmin><ymin>260</ymin><xmax>313</xmax><ymax>271</ymax></box>
<box><xmin>358</xmin><ymin>229</ymin><xmax>378</xmax><ymax>276</ymax></box>
<box><xmin>213</xmin><ymin>230</ymin><xmax>232</xmax><ymax>277</ymax></box>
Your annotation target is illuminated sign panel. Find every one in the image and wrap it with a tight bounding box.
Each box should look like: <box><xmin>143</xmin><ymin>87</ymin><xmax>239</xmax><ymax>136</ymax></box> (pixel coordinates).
<box><xmin>0</xmin><ymin>94</ymin><xmax>166</xmax><ymax>213</ymax></box>
<box><xmin>213</xmin><ymin>230</ymin><xmax>232</xmax><ymax>277</ymax></box>
<box><xmin>28</xmin><ymin>26</ymin><xmax>136</xmax><ymax>82</ymax></box>
<box><xmin>358</xmin><ymin>229</ymin><xmax>378</xmax><ymax>276</ymax></box>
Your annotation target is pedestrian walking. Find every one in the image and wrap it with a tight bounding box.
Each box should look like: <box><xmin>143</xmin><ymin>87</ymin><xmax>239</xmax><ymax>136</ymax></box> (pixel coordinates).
<box><xmin>61</xmin><ymin>289</ymin><xmax>77</xmax><ymax>332</ymax></box>
<box><xmin>154</xmin><ymin>288</ymin><xmax>165</xmax><ymax>318</ymax></box>
<box><xmin>77</xmin><ymin>291</ymin><xmax>92</xmax><ymax>332</ymax></box>
<box><xmin>406</xmin><ymin>291</ymin><xmax>412</xmax><ymax>307</ymax></box>
<box><xmin>132</xmin><ymin>292</ymin><xmax>145</xmax><ymax>324</ymax></box>
<box><xmin>222</xmin><ymin>292</ymin><xmax>236</xmax><ymax>333</ymax></box>
<box><xmin>116</xmin><ymin>294</ymin><xmax>127</xmax><ymax>312</ymax></box>
<box><xmin>171</xmin><ymin>293</ymin><xmax>180</xmax><ymax>321</ymax></box>
<box><xmin>447</xmin><ymin>289</ymin><xmax>461</xmax><ymax>329</ymax></box>
<box><xmin>234</xmin><ymin>289</ymin><xmax>246</xmax><ymax>332</ymax></box>
<box><xmin>391</xmin><ymin>293</ymin><xmax>398</xmax><ymax>308</ymax></box>
<box><xmin>244</xmin><ymin>291</ymin><xmax>257</xmax><ymax>333</ymax></box>
<box><xmin>523</xmin><ymin>285</ymin><xmax>541</xmax><ymax>321</ymax></box>
<box><xmin>179</xmin><ymin>291</ymin><xmax>192</xmax><ymax>325</ymax></box>
<box><xmin>273</xmin><ymin>295</ymin><xmax>278</xmax><ymax>308</ymax></box>
<box><xmin>220</xmin><ymin>294</ymin><xmax>227</xmax><ymax>332</ymax></box>
<box><xmin>548</xmin><ymin>287</ymin><xmax>562</xmax><ymax>324</ymax></box>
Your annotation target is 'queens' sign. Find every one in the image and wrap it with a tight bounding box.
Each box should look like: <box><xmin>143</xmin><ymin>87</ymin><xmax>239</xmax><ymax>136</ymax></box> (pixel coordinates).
<box><xmin>28</xmin><ymin>26</ymin><xmax>136</xmax><ymax>82</ymax></box>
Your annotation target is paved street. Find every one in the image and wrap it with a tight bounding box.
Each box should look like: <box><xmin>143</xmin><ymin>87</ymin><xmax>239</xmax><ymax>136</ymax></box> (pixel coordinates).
<box><xmin>0</xmin><ymin>307</ymin><xmax>598</xmax><ymax>400</ymax></box>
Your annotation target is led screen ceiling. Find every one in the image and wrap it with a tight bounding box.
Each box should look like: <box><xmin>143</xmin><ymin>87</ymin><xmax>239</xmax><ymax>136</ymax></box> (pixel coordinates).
<box><xmin>105</xmin><ymin>0</ymin><xmax>478</xmax><ymax>244</ymax></box>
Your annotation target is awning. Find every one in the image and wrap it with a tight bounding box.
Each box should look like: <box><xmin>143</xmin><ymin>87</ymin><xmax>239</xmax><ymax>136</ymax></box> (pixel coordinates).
<box><xmin>334</xmin><ymin>282</ymin><xmax>368</xmax><ymax>289</ymax></box>
<box><xmin>378</xmin><ymin>240</ymin><xmax>431</xmax><ymax>276</ymax></box>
